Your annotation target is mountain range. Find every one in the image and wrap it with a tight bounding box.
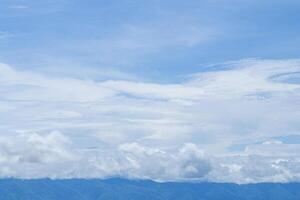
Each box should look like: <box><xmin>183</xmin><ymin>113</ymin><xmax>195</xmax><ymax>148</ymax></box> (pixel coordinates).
<box><xmin>0</xmin><ymin>178</ymin><xmax>299</xmax><ymax>200</ymax></box>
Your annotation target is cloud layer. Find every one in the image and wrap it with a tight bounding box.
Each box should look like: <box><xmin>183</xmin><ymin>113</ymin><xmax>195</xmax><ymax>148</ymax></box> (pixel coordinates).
<box><xmin>0</xmin><ymin>59</ymin><xmax>300</xmax><ymax>183</ymax></box>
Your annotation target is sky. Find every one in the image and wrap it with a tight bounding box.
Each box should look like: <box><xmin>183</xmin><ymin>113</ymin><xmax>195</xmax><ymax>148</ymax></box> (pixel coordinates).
<box><xmin>0</xmin><ymin>0</ymin><xmax>300</xmax><ymax>183</ymax></box>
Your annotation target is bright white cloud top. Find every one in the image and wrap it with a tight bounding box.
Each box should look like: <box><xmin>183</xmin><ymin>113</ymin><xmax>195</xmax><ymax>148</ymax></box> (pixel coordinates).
<box><xmin>0</xmin><ymin>59</ymin><xmax>300</xmax><ymax>183</ymax></box>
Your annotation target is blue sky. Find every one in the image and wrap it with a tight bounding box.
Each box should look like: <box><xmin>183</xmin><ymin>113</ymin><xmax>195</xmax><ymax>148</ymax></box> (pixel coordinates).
<box><xmin>0</xmin><ymin>0</ymin><xmax>300</xmax><ymax>183</ymax></box>
<box><xmin>1</xmin><ymin>0</ymin><xmax>300</xmax><ymax>81</ymax></box>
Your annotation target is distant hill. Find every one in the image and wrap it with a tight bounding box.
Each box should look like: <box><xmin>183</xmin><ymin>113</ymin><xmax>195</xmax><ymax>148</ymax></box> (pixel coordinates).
<box><xmin>0</xmin><ymin>178</ymin><xmax>299</xmax><ymax>200</ymax></box>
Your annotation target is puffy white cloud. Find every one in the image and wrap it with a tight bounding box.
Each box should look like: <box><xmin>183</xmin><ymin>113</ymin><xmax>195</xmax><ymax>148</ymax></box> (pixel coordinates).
<box><xmin>209</xmin><ymin>154</ymin><xmax>300</xmax><ymax>183</ymax></box>
<box><xmin>118</xmin><ymin>142</ymin><xmax>211</xmax><ymax>180</ymax></box>
<box><xmin>0</xmin><ymin>131</ymin><xmax>78</xmax><ymax>178</ymax></box>
<box><xmin>1</xmin><ymin>131</ymin><xmax>300</xmax><ymax>183</ymax></box>
<box><xmin>0</xmin><ymin>132</ymin><xmax>211</xmax><ymax>180</ymax></box>
<box><xmin>0</xmin><ymin>131</ymin><xmax>299</xmax><ymax>183</ymax></box>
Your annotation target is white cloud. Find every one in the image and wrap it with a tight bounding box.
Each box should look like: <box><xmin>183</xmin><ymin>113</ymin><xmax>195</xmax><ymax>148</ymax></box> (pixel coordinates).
<box><xmin>0</xmin><ymin>131</ymin><xmax>77</xmax><ymax>178</ymax></box>
<box><xmin>118</xmin><ymin>142</ymin><xmax>211</xmax><ymax>180</ymax></box>
<box><xmin>0</xmin><ymin>63</ymin><xmax>116</xmax><ymax>102</ymax></box>
<box><xmin>0</xmin><ymin>132</ymin><xmax>299</xmax><ymax>183</ymax></box>
<box><xmin>0</xmin><ymin>132</ymin><xmax>211</xmax><ymax>180</ymax></box>
<box><xmin>210</xmin><ymin>154</ymin><xmax>300</xmax><ymax>183</ymax></box>
<box><xmin>0</xmin><ymin>59</ymin><xmax>300</xmax><ymax>182</ymax></box>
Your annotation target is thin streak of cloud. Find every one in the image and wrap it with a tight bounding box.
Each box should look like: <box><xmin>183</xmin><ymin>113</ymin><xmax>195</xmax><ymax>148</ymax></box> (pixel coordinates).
<box><xmin>9</xmin><ymin>5</ymin><xmax>29</xmax><ymax>9</ymax></box>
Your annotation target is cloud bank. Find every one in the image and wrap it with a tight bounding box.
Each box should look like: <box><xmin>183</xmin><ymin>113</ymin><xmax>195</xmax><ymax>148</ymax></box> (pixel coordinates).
<box><xmin>0</xmin><ymin>59</ymin><xmax>300</xmax><ymax>183</ymax></box>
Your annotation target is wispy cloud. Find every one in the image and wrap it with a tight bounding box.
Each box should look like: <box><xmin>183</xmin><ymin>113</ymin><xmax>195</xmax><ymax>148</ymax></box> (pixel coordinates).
<box><xmin>9</xmin><ymin>5</ymin><xmax>29</xmax><ymax>9</ymax></box>
<box><xmin>61</xmin><ymin>18</ymin><xmax>218</xmax><ymax>68</ymax></box>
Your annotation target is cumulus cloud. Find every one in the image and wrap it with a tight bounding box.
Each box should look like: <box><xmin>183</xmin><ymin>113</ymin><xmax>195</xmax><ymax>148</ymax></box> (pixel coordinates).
<box><xmin>0</xmin><ymin>132</ymin><xmax>211</xmax><ymax>180</ymax></box>
<box><xmin>0</xmin><ymin>59</ymin><xmax>300</xmax><ymax>182</ymax></box>
<box><xmin>0</xmin><ymin>132</ymin><xmax>299</xmax><ymax>183</ymax></box>
<box><xmin>0</xmin><ymin>132</ymin><xmax>77</xmax><ymax>178</ymax></box>
<box><xmin>119</xmin><ymin>142</ymin><xmax>211</xmax><ymax>180</ymax></box>
<box><xmin>210</xmin><ymin>154</ymin><xmax>300</xmax><ymax>183</ymax></box>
